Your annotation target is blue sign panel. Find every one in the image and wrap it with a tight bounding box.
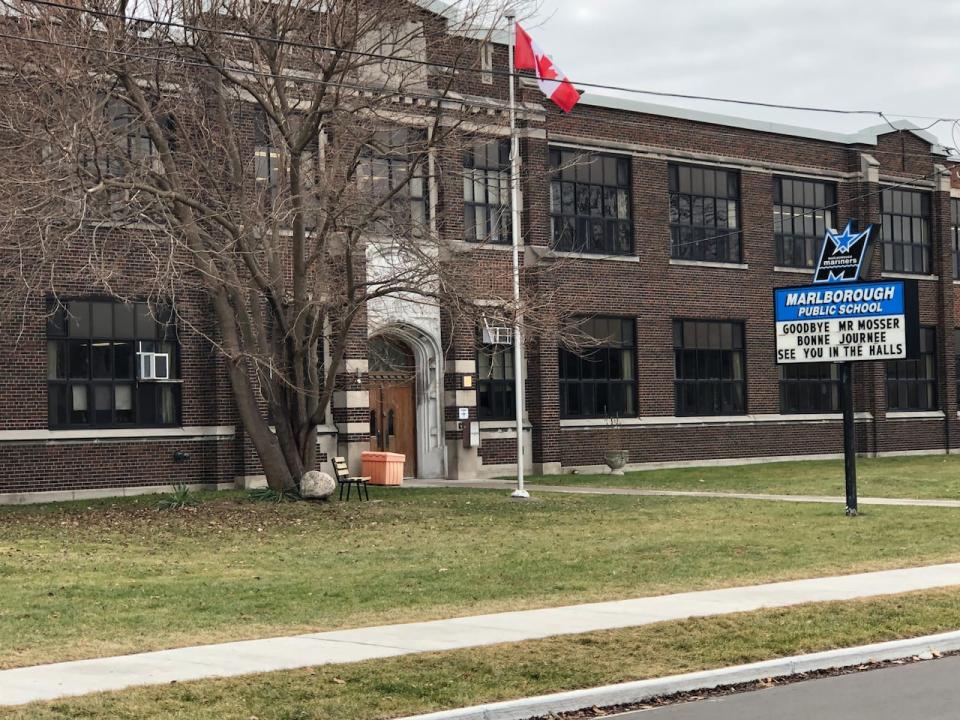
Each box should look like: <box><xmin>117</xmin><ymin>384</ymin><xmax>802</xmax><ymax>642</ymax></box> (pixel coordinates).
<box><xmin>812</xmin><ymin>221</ymin><xmax>872</xmax><ymax>284</ymax></box>
<box><xmin>774</xmin><ymin>280</ymin><xmax>904</xmax><ymax>323</ymax></box>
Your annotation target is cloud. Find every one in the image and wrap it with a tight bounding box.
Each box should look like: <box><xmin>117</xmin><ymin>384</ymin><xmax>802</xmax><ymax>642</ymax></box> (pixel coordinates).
<box><xmin>531</xmin><ymin>0</ymin><xmax>960</xmax><ymax>149</ymax></box>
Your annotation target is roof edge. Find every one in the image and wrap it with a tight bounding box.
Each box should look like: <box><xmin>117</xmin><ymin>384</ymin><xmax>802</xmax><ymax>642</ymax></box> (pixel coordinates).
<box><xmin>579</xmin><ymin>93</ymin><xmax>951</xmax><ymax>156</ymax></box>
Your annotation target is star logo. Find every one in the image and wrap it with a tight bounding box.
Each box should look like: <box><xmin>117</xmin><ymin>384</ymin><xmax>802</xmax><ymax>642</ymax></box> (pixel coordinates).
<box><xmin>812</xmin><ymin>220</ymin><xmax>873</xmax><ymax>284</ymax></box>
<box><xmin>828</xmin><ymin>221</ymin><xmax>869</xmax><ymax>255</ymax></box>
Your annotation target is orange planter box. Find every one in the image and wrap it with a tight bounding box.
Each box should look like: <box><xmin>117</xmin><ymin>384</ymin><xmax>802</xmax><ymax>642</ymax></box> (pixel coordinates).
<box><xmin>361</xmin><ymin>451</ymin><xmax>405</xmax><ymax>486</ymax></box>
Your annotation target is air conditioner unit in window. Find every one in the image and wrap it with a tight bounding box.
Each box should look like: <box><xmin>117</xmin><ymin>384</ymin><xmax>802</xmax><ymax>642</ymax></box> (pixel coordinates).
<box><xmin>138</xmin><ymin>352</ymin><xmax>170</xmax><ymax>381</ymax></box>
<box><xmin>482</xmin><ymin>325</ymin><xmax>513</xmax><ymax>345</ymax></box>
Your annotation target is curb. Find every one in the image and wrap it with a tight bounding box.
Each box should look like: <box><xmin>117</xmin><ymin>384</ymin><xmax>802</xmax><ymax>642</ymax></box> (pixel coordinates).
<box><xmin>393</xmin><ymin>629</ymin><xmax>960</xmax><ymax>720</ymax></box>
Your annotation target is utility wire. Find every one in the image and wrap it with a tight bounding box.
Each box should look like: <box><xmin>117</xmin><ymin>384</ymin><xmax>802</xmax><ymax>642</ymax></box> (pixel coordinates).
<box><xmin>0</xmin><ymin>21</ymin><xmax>949</xmax><ymax>253</ymax></box>
<box><xmin>14</xmin><ymin>0</ymin><xmax>960</xmax><ymax>126</ymax></box>
<box><xmin>10</xmin><ymin>25</ymin><xmax>954</xmax><ymax>164</ymax></box>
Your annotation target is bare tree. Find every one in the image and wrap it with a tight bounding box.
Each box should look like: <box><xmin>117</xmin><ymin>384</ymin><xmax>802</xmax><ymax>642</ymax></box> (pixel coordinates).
<box><xmin>0</xmin><ymin>0</ymin><xmax>556</xmax><ymax>491</ymax></box>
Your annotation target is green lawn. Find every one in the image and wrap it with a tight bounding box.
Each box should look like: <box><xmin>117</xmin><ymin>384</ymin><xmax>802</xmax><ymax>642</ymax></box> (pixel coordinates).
<box><xmin>530</xmin><ymin>454</ymin><xmax>960</xmax><ymax>498</ymax></box>
<box><xmin>5</xmin><ymin>588</ymin><xmax>960</xmax><ymax>719</ymax></box>
<box><xmin>4</xmin><ymin>486</ymin><xmax>960</xmax><ymax>669</ymax></box>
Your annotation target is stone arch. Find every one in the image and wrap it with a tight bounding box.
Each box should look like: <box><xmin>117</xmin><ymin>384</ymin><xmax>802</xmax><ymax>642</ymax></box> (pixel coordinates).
<box><xmin>367</xmin><ymin>322</ymin><xmax>446</xmax><ymax>478</ymax></box>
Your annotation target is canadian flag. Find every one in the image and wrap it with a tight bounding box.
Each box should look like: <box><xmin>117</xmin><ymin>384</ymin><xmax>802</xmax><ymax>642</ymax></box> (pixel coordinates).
<box><xmin>513</xmin><ymin>23</ymin><xmax>581</xmax><ymax>113</ymax></box>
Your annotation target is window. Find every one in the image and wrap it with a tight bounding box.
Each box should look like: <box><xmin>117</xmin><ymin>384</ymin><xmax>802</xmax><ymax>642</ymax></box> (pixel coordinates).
<box><xmin>669</xmin><ymin>164</ymin><xmax>740</xmax><ymax>262</ymax></box>
<box><xmin>83</xmin><ymin>99</ymin><xmax>166</xmax><ymax>215</ymax></box>
<box><xmin>463</xmin><ymin>140</ymin><xmax>510</xmax><ymax>244</ymax></box>
<box><xmin>952</xmin><ymin>199</ymin><xmax>960</xmax><ymax>279</ymax></box>
<box><xmin>881</xmin><ymin>187</ymin><xmax>931</xmax><ymax>274</ymax></box>
<box><xmin>549</xmin><ymin>148</ymin><xmax>632</xmax><ymax>254</ymax></box>
<box><xmin>47</xmin><ymin>300</ymin><xmax>180</xmax><ymax>428</ymax></box>
<box><xmin>673</xmin><ymin>319</ymin><xmax>745</xmax><ymax>416</ymax></box>
<box><xmin>886</xmin><ymin>327</ymin><xmax>937</xmax><ymax>411</ymax></box>
<box><xmin>774</xmin><ymin>177</ymin><xmax>836</xmax><ymax>268</ymax></box>
<box><xmin>559</xmin><ymin>317</ymin><xmax>636</xmax><ymax>418</ymax></box>
<box><xmin>356</xmin><ymin>128</ymin><xmax>427</xmax><ymax>232</ymax></box>
<box><xmin>779</xmin><ymin>363</ymin><xmax>840</xmax><ymax>414</ymax></box>
<box><xmin>106</xmin><ymin>99</ymin><xmax>159</xmax><ymax>176</ymax></box>
<box><xmin>480</xmin><ymin>42</ymin><xmax>494</xmax><ymax>84</ymax></box>
<box><xmin>254</xmin><ymin>110</ymin><xmax>282</xmax><ymax>189</ymax></box>
<box><xmin>477</xmin><ymin>337</ymin><xmax>514</xmax><ymax>420</ymax></box>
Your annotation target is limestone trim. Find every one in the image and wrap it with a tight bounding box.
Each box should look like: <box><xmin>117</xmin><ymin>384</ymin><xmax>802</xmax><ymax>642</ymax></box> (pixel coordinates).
<box><xmin>559</xmin><ymin>413</ymin><xmax>873</xmax><ymax>428</ymax></box>
<box><xmin>0</xmin><ymin>425</ymin><xmax>236</xmax><ymax>442</ymax></box>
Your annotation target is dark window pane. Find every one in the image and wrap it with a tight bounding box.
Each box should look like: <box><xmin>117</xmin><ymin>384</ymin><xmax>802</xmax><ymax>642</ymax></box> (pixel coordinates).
<box><xmin>114</xmin><ymin>303</ymin><xmax>135</xmax><ymax>337</ymax></box>
<box><xmin>881</xmin><ymin>188</ymin><xmax>932</xmax><ymax>274</ymax></box>
<box><xmin>886</xmin><ymin>327</ymin><xmax>937</xmax><ymax>411</ymax></box>
<box><xmin>47</xmin><ymin>341</ymin><xmax>66</xmax><ymax>380</ymax></box>
<box><xmin>670</xmin><ymin>164</ymin><xmax>741</xmax><ymax>262</ymax></box>
<box><xmin>93</xmin><ymin>384</ymin><xmax>112</xmax><ymax>424</ymax></box>
<box><xmin>773</xmin><ymin>177</ymin><xmax>837</xmax><ymax>269</ymax></box>
<box><xmin>47</xmin><ymin>304</ymin><xmax>66</xmax><ymax>336</ymax></box>
<box><xmin>115</xmin><ymin>384</ymin><xmax>134</xmax><ymax>423</ymax></box>
<box><xmin>91</xmin><ymin>342</ymin><xmax>113</xmax><ymax>379</ymax></box>
<box><xmin>558</xmin><ymin>316</ymin><xmax>636</xmax><ymax>418</ymax></box>
<box><xmin>136</xmin><ymin>303</ymin><xmax>155</xmax><ymax>339</ymax></box>
<box><xmin>48</xmin><ymin>384</ymin><xmax>67</xmax><ymax>426</ymax></box>
<box><xmin>138</xmin><ymin>384</ymin><xmax>158</xmax><ymax>424</ymax></box>
<box><xmin>48</xmin><ymin>300</ymin><xmax>180</xmax><ymax>428</ymax></box>
<box><xmin>68</xmin><ymin>341</ymin><xmax>90</xmax><ymax>379</ymax></box>
<box><xmin>549</xmin><ymin>149</ymin><xmax>632</xmax><ymax>255</ymax></box>
<box><xmin>91</xmin><ymin>302</ymin><xmax>112</xmax><ymax>336</ymax></box>
<box><xmin>674</xmin><ymin>320</ymin><xmax>746</xmax><ymax>416</ymax></box>
<box><xmin>69</xmin><ymin>301</ymin><xmax>91</xmax><ymax>337</ymax></box>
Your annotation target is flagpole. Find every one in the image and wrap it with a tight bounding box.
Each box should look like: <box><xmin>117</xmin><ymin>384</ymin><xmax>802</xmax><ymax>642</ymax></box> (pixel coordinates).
<box><xmin>507</xmin><ymin>14</ymin><xmax>529</xmax><ymax>500</ymax></box>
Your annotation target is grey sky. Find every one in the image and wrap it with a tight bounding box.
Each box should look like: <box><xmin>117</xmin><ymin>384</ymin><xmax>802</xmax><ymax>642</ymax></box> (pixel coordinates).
<box><xmin>529</xmin><ymin>0</ymin><xmax>960</xmax><ymax>152</ymax></box>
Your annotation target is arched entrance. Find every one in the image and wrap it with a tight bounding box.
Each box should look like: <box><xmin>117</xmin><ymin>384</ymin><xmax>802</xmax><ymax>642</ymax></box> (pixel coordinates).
<box><xmin>368</xmin><ymin>334</ymin><xmax>417</xmax><ymax>477</ymax></box>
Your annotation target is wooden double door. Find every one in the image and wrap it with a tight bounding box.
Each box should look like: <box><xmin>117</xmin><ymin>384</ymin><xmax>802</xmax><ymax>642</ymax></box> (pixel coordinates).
<box><xmin>369</xmin><ymin>380</ymin><xmax>417</xmax><ymax>477</ymax></box>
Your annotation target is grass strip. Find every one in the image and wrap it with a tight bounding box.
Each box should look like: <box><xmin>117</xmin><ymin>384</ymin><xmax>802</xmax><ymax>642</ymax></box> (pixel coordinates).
<box><xmin>4</xmin><ymin>588</ymin><xmax>960</xmax><ymax>719</ymax></box>
<box><xmin>528</xmin><ymin>454</ymin><xmax>960</xmax><ymax>499</ymax></box>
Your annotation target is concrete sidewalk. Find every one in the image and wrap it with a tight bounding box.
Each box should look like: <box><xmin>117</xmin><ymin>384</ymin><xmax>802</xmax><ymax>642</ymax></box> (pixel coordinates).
<box><xmin>4</xmin><ymin>563</ymin><xmax>960</xmax><ymax>706</ymax></box>
<box><xmin>406</xmin><ymin>479</ymin><xmax>960</xmax><ymax>508</ymax></box>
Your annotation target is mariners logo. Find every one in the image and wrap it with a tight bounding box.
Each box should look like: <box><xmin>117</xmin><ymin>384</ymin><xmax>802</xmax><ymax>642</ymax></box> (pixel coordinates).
<box><xmin>813</xmin><ymin>221</ymin><xmax>872</xmax><ymax>284</ymax></box>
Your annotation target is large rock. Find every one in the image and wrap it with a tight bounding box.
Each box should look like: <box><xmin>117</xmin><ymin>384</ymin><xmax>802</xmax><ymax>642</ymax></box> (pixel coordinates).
<box><xmin>301</xmin><ymin>470</ymin><xmax>336</xmax><ymax>500</ymax></box>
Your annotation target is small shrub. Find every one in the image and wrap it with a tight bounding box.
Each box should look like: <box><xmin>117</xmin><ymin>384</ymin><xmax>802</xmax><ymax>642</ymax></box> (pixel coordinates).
<box><xmin>156</xmin><ymin>483</ymin><xmax>198</xmax><ymax>510</ymax></box>
<box><xmin>249</xmin><ymin>486</ymin><xmax>301</xmax><ymax>503</ymax></box>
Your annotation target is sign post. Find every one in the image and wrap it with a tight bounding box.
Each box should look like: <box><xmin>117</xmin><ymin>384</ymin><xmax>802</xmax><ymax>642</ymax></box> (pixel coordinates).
<box><xmin>840</xmin><ymin>362</ymin><xmax>857</xmax><ymax>515</ymax></box>
<box><xmin>773</xmin><ymin>220</ymin><xmax>919</xmax><ymax>516</ymax></box>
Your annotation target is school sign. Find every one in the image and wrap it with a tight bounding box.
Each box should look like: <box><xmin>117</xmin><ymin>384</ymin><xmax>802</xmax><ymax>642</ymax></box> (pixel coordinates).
<box><xmin>771</xmin><ymin>220</ymin><xmax>920</xmax><ymax>515</ymax></box>
<box><xmin>774</xmin><ymin>280</ymin><xmax>919</xmax><ymax>364</ymax></box>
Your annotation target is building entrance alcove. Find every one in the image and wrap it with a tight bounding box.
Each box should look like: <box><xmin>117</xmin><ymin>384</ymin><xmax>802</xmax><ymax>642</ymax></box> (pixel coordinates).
<box><xmin>368</xmin><ymin>334</ymin><xmax>418</xmax><ymax>477</ymax></box>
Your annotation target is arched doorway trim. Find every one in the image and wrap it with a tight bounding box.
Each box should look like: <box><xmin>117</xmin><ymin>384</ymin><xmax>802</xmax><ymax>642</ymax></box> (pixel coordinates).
<box><xmin>367</xmin><ymin>322</ymin><xmax>446</xmax><ymax>478</ymax></box>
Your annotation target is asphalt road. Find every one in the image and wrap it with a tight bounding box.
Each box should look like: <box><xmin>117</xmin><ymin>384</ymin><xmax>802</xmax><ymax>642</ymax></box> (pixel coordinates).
<box><xmin>617</xmin><ymin>655</ymin><xmax>960</xmax><ymax>719</ymax></box>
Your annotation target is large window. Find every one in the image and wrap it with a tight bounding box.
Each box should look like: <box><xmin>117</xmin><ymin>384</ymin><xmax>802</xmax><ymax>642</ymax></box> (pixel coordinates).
<box><xmin>356</xmin><ymin>128</ymin><xmax>427</xmax><ymax>232</ymax></box>
<box><xmin>779</xmin><ymin>363</ymin><xmax>840</xmax><ymax>414</ymax></box>
<box><xmin>477</xmin><ymin>337</ymin><xmax>514</xmax><ymax>420</ymax></box>
<box><xmin>886</xmin><ymin>327</ymin><xmax>937</xmax><ymax>411</ymax></box>
<box><xmin>881</xmin><ymin>187</ymin><xmax>931</xmax><ymax>274</ymax></box>
<box><xmin>47</xmin><ymin>300</ymin><xmax>180</xmax><ymax>428</ymax></box>
<box><xmin>673</xmin><ymin>319</ymin><xmax>745</xmax><ymax>416</ymax></box>
<box><xmin>559</xmin><ymin>317</ymin><xmax>636</xmax><ymax>418</ymax></box>
<box><xmin>463</xmin><ymin>140</ymin><xmax>510</xmax><ymax>244</ymax></box>
<box><xmin>254</xmin><ymin>109</ymin><xmax>282</xmax><ymax>190</ymax></box>
<box><xmin>952</xmin><ymin>199</ymin><xmax>960</xmax><ymax>279</ymax></box>
<box><xmin>669</xmin><ymin>164</ymin><xmax>740</xmax><ymax>263</ymax></box>
<box><xmin>549</xmin><ymin>148</ymin><xmax>632</xmax><ymax>255</ymax></box>
<box><xmin>774</xmin><ymin>177</ymin><xmax>836</xmax><ymax>268</ymax></box>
